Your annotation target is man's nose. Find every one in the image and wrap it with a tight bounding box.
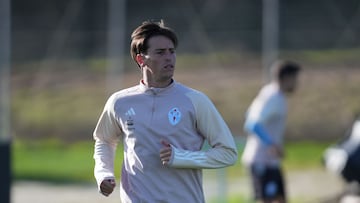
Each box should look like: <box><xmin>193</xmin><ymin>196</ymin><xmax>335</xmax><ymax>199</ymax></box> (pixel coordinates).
<box><xmin>164</xmin><ymin>51</ymin><xmax>173</xmax><ymax>60</ymax></box>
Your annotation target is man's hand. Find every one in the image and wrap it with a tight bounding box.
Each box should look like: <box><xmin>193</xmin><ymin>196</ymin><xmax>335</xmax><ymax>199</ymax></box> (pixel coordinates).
<box><xmin>268</xmin><ymin>145</ymin><xmax>284</xmax><ymax>159</ymax></box>
<box><xmin>160</xmin><ymin>140</ymin><xmax>172</xmax><ymax>165</ymax></box>
<box><xmin>100</xmin><ymin>179</ymin><xmax>116</xmax><ymax>197</ymax></box>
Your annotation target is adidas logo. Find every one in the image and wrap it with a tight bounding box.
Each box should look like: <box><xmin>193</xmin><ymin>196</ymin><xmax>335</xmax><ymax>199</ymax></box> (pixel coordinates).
<box><xmin>125</xmin><ymin>107</ymin><xmax>136</xmax><ymax>116</ymax></box>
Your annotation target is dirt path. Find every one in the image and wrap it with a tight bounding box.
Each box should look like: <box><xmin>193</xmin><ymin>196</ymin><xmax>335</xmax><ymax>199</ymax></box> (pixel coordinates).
<box><xmin>11</xmin><ymin>169</ymin><xmax>347</xmax><ymax>203</ymax></box>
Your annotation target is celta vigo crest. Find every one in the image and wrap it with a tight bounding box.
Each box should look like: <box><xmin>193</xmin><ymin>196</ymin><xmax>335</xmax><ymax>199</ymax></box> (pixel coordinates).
<box><xmin>168</xmin><ymin>107</ymin><xmax>181</xmax><ymax>126</ymax></box>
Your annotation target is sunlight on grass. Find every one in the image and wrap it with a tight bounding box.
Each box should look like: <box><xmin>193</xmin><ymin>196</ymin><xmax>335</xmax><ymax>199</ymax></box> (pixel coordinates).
<box><xmin>284</xmin><ymin>141</ymin><xmax>331</xmax><ymax>170</ymax></box>
<box><xmin>12</xmin><ymin>139</ymin><xmax>123</xmax><ymax>183</ymax></box>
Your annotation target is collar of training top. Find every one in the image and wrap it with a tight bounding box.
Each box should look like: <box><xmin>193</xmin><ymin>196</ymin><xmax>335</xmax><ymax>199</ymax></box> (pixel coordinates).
<box><xmin>139</xmin><ymin>79</ymin><xmax>176</xmax><ymax>95</ymax></box>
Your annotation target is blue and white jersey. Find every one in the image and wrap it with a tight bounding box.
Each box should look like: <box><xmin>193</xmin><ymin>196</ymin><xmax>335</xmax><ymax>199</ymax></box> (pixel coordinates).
<box><xmin>242</xmin><ymin>82</ymin><xmax>287</xmax><ymax>167</ymax></box>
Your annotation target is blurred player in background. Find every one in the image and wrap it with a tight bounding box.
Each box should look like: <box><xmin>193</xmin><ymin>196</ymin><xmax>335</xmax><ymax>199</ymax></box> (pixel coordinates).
<box><xmin>92</xmin><ymin>20</ymin><xmax>238</xmax><ymax>203</ymax></box>
<box><xmin>241</xmin><ymin>60</ymin><xmax>301</xmax><ymax>203</ymax></box>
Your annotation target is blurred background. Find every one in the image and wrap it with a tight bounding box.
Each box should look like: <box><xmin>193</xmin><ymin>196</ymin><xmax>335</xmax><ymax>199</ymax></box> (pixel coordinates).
<box><xmin>3</xmin><ymin>0</ymin><xmax>360</xmax><ymax>202</ymax></box>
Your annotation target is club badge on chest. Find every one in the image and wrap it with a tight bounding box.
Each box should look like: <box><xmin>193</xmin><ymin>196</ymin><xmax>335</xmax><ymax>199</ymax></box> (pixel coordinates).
<box><xmin>168</xmin><ymin>107</ymin><xmax>181</xmax><ymax>126</ymax></box>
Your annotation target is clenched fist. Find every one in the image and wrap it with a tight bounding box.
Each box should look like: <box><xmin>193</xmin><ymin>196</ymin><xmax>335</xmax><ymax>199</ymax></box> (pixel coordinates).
<box><xmin>160</xmin><ymin>140</ymin><xmax>172</xmax><ymax>165</ymax></box>
<box><xmin>100</xmin><ymin>178</ymin><xmax>116</xmax><ymax>196</ymax></box>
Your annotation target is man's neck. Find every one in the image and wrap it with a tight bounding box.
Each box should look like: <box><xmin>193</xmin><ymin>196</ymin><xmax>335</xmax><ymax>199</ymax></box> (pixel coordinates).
<box><xmin>142</xmin><ymin>79</ymin><xmax>173</xmax><ymax>88</ymax></box>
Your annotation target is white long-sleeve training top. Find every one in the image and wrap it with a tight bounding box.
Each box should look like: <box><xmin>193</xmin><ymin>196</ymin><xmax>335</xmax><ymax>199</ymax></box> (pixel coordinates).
<box><xmin>241</xmin><ymin>82</ymin><xmax>287</xmax><ymax>167</ymax></box>
<box><xmin>93</xmin><ymin>80</ymin><xmax>237</xmax><ymax>203</ymax></box>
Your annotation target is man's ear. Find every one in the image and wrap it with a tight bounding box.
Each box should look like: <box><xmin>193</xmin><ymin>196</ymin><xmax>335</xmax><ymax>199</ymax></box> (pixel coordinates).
<box><xmin>136</xmin><ymin>54</ymin><xmax>145</xmax><ymax>67</ymax></box>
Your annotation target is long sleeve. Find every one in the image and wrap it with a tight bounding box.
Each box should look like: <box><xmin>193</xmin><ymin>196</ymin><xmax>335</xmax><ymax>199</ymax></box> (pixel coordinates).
<box><xmin>168</xmin><ymin>91</ymin><xmax>238</xmax><ymax>168</ymax></box>
<box><xmin>244</xmin><ymin>119</ymin><xmax>274</xmax><ymax>146</ymax></box>
<box><xmin>94</xmin><ymin>140</ymin><xmax>117</xmax><ymax>187</ymax></box>
<box><xmin>93</xmin><ymin>95</ymin><xmax>122</xmax><ymax>188</ymax></box>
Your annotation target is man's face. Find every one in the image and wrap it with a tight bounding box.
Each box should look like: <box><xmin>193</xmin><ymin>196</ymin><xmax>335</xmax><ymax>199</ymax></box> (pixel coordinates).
<box><xmin>281</xmin><ymin>75</ymin><xmax>299</xmax><ymax>94</ymax></box>
<box><xmin>142</xmin><ymin>35</ymin><xmax>176</xmax><ymax>84</ymax></box>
